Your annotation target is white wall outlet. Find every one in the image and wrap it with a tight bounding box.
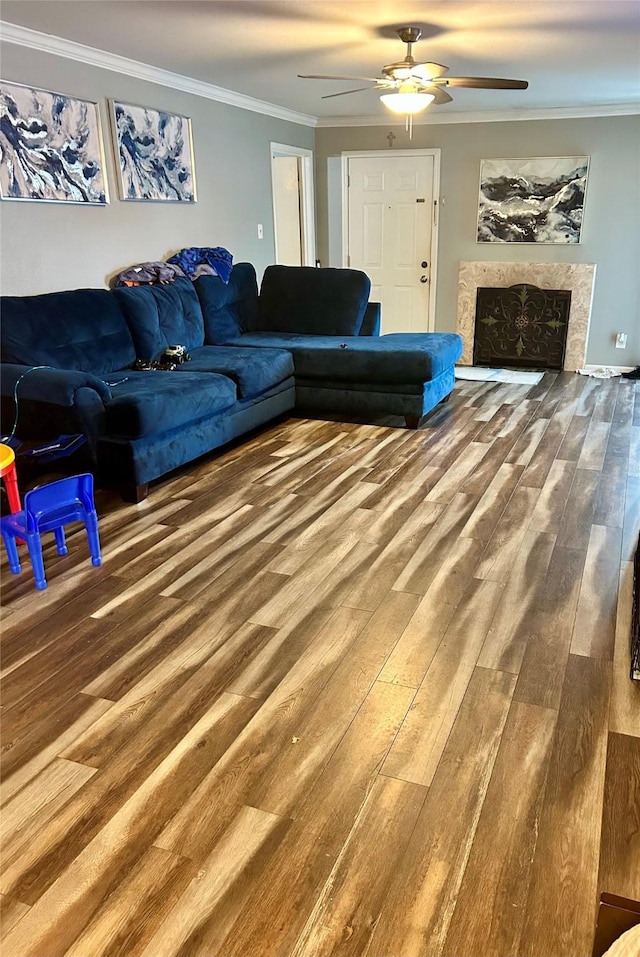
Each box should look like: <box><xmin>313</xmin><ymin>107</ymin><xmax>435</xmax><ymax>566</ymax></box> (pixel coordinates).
<box><xmin>257</xmin><ymin>223</ymin><xmax>264</xmax><ymax>240</ymax></box>
<box><xmin>615</xmin><ymin>332</ymin><xmax>628</xmax><ymax>349</ymax></box>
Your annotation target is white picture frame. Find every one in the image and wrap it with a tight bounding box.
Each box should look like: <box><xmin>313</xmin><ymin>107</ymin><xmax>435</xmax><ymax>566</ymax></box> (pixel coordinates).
<box><xmin>477</xmin><ymin>156</ymin><xmax>590</xmax><ymax>244</ymax></box>
<box><xmin>110</xmin><ymin>100</ymin><xmax>196</xmax><ymax>202</ymax></box>
<box><xmin>0</xmin><ymin>80</ymin><xmax>109</xmax><ymax>204</ymax></box>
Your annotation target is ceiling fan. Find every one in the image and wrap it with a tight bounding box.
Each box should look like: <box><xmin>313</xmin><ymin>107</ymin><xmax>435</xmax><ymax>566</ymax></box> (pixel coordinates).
<box><xmin>299</xmin><ymin>26</ymin><xmax>528</xmax><ymax>134</ymax></box>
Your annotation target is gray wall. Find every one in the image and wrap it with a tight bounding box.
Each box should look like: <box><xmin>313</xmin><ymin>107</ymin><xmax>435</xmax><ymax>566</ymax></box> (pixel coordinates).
<box><xmin>0</xmin><ymin>42</ymin><xmax>314</xmax><ymax>294</ymax></box>
<box><xmin>316</xmin><ymin>115</ymin><xmax>640</xmax><ymax>366</ymax></box>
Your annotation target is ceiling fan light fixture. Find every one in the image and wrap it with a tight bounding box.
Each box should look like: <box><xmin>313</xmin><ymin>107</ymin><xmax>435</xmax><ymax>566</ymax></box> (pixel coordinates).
<box><xmin>380</xmin><ymin>91</ymin><xmax>435</xmax><ymax>114</ymax></box>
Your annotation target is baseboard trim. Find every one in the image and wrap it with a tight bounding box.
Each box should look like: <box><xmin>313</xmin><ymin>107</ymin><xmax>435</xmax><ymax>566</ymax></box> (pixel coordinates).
<box><xmin>581</xmin><ymin>364</ymin><xmax>636</xmax><ymax>374</ymax></box>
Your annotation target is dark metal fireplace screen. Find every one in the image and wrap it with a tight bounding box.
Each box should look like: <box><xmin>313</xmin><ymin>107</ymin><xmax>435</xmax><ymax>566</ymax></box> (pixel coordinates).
<box><xmin>473</xmin><ymin>283</ymin><xmax>571</xmax><ymax>370</ymax></box>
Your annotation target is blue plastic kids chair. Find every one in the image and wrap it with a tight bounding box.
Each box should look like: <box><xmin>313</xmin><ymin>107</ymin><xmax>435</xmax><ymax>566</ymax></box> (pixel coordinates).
<box><xmin>1</xmin><ymin>473</ymin><xmax>102</xmax><ymax>590</ymax></box>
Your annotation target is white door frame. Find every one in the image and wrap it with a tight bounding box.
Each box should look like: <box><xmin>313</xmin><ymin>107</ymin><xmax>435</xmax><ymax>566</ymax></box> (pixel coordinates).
<box><xmin>270</xmin><ymin>142</ymin><xmax>316</xmax><ymax>266</ymax></box>
<box><xmin>341</xmin><ymin>149</ymin><xmax>441</xmax><ymax>332</ymax></box>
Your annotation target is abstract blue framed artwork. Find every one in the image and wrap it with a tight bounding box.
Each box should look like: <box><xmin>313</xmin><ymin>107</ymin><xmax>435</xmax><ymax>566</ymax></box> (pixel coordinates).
<box><xmin>110</xmin><ymin>101</ymin><xmax>196</xmax><ymax>202</ymax></box>
<box><xmin>477</xmin><ymin>156</ymin><xmax>589</xmax><ymax>244</ymax></box>
<box><xmin>0</xmin><ymin>81</ymin><xmax>108</xmax><ymax>204</ymax></box>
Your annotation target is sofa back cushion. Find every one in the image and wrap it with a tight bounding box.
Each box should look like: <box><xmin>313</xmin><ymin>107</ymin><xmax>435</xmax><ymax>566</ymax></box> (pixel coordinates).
<box><xmin>112</xmin><ymin>278</ymin><xmax>205</xmax><ymax>360</ymax></box>
<box><xmin>255</xmin><ymin>266</ymin><xmax>370</xmax><ymax>336</ymax></box>
<box><xmin>0</xmin><ymin>289</ymin><xmax>136</xmax><ymax>375</ymax></box>
<box><xmin>194</xmin><ymin>263</ymin><xmax>259</xmax><ymax>343</ymax></box>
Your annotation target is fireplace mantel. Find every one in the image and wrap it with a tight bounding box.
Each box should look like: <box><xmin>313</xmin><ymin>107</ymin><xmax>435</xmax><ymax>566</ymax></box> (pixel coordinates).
<box><xmin>456</xmin><ymin>262</ymin><xmax>596</xmax><ymax>371</ymax></box>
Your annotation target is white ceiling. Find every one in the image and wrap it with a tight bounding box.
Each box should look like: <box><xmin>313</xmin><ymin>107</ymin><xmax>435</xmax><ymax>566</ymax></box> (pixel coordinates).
<box><xmin>2</xmin><ymin>0</ymin><xmax>639</xmax><ymax>122</ymax></box>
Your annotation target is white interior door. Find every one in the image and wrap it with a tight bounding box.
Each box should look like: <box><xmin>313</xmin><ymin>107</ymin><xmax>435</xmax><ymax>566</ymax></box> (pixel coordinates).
<box><xmin>346</xmin><ymin>152</ymin><xmax>438</xmax><ymax>333</ymax></box>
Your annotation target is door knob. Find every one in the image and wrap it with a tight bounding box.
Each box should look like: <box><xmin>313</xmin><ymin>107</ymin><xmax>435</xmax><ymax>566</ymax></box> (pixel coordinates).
<box><xmin>421</xmin><ymin>261</ymin><xmax>428</xmax><ymax>268</ymax></box>
<box><xmin>420</xmin><ymin>275</ymin><xmax>428</xmax><ymax>283</ymax></box>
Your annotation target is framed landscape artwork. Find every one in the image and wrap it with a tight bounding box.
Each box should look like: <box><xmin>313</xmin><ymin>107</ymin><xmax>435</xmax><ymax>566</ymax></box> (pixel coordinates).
<box><xmin>477</xmin><ymin>156</ymin><xmax>589</xmax><ymax>244</ymax></box>
<box><xmin>0</xmin><ymin>81</ymin><xmax>108</xmax><ymax>204</ymax></box>
<box><xmin>110</xmin><ymin>101</ymin><xmax>196</xmax><ymax>202</ymax></box>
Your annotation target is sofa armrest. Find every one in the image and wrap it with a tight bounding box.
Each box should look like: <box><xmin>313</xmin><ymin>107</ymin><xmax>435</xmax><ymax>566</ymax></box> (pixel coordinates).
<box><xmin>1</xmin><ymin>364</ymin><xmax>112</xmax><ymax>406</ymax></box>
<box><xmin>359</xmin><ymin>302</ymin><xmax>381</xmax><ymax>337</ymax></box>
<box><xmin>1</xmin><ymin>364</ymin><xmax>112</xmax><ymax>449</ymax></box>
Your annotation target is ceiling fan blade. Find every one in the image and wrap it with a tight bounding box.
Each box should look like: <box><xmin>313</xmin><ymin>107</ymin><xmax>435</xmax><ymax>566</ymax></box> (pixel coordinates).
<box><xmin>410</xmin><ymin>62</ymin><xmax>449</xmax><ymax>81</ymax></box>
<box><xmin>434</xmin><ymin>77</ymin><xmax>529</xmax><ymax>89</ymax></box>
<box><xmin>422</xmin><ymin>85</ymin><xmax>453</xmax><ymax>105</ymax></box>
<box><xmin>298</xmin><ymin>73</ymin><xmax>381</xmax><ymax>82</ymax></box>
<box><xmin>321</xmin><ymin>86</ymin><xmax>376</xmax><ymax>99</ymax></box>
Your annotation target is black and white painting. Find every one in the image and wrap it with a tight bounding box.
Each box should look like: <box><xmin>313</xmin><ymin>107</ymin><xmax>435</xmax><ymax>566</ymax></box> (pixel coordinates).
<box><xmin>0</xmin><ymin>81</ymin><xmax>108</xmax><ymax>204</ymax></box>
<box><xmin>111</xmin><ymin>101</ymin><xmax>196</xmax><ymax>202</ymax></box>
<box><xmin>477</xmin><ymin>156</ymin><xmax>589</xmax><ymax>244</ymax></box>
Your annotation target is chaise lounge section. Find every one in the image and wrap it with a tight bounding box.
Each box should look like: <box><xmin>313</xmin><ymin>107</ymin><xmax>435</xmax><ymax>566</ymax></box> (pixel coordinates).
<box><xmin>195</xmin><ymin>263</ymin><xmax>462</xmax><ymax>427</ymax></box>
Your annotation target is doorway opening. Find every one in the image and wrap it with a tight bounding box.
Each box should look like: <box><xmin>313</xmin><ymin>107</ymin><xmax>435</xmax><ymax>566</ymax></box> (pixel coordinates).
<box><xmin>270</xmin><ymin>143</ymin><xmax>316</xmax><ymax>267</ymax></box>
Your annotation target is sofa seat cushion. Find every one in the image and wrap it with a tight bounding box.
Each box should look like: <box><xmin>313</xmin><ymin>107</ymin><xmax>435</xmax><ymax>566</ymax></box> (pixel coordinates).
<box><xmin>112</xmin><ymin>279</ymin><xmax>205</xmax><ymax>360</ymax></box>
<box><xmin>104</xmin><ymin>370</ymin><xmax>236</xmax><ymax>439</ymax></box>
<box><xmin>227</xmin><ymin>332</ymin><xmax>463</xmax><ymax>383</ymax></box>
<box><xmin>254</xmin><ymin>266</ymin><xmax>370</xmax><ymax>336</ymax></box>
<box><xmin>1</xmin><ymin>289</ymin><xmax>136</xmax><ymax>375</ymax></box>
<box><xmin>180</xmin><ymin>346</ymin><xmax>294</xmax><ymax>399</ymax></box>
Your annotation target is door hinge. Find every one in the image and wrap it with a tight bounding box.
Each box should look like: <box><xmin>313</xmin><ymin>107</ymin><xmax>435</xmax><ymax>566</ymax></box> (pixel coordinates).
<box><xmin>433</xmin><ymin>199</ymin><xmax>438</xmax><ymax>226</ymax></box>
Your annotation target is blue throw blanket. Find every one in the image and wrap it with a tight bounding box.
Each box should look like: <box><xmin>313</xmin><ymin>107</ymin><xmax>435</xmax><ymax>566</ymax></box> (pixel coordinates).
<box><xmin>167</xmin><ymin>247</ymin><xmax>233</xmax><ymax>283</ymax></box>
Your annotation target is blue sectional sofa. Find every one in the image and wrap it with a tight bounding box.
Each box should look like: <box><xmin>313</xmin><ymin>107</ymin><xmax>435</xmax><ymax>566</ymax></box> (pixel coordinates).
<box><xmin>0</xmin><ymin>263</ymin><xmax>461</xmax><ymax>499</ymax></box>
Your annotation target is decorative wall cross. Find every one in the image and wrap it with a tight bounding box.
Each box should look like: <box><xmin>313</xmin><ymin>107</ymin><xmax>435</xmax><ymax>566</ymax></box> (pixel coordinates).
<box><xmin>386</xmin><ymin>131</ymin><xmax>396</xmax><ymax>148</ymax></box>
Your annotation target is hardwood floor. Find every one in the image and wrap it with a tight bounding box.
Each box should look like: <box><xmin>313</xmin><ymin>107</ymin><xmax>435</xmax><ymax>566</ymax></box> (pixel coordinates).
<box><xmin>1</xmin><ymin>372</ymin><xmax>639</xmax><ymax>957</ymax></box>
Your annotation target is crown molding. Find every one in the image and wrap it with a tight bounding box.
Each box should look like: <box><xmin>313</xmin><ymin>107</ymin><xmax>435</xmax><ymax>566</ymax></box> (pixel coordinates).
<box><xmin>0</xmin><ymin>20</ymin><xmax>318</xmax><ymax>128</ymax></box>
<box><xmin>317</xmin><ymin>101</ymin><xmax>640</xmax><ymax>127</ymax></box>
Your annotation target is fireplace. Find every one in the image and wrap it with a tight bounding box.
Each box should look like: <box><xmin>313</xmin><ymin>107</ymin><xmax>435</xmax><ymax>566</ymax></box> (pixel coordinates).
<box><xmin>457</xmin><ymin>261</ymin><xmax>597</xmax><ymax>371</ymax></box>
<box><xmin>473</xmin><ymin>283</ymin><xmax>571</xmax><ymax>371</ymax></box>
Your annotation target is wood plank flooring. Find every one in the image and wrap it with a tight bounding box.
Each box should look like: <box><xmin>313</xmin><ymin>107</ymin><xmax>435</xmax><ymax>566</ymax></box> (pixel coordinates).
<box><xmin>1</xmin><ymin>372</ymin><xmax>639</xmax><ymax>957</ymax></box>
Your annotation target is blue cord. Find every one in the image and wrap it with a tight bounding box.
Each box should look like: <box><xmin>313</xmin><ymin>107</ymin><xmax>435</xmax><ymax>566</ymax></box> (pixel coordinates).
<box><xmin>1</xmin><ymin>365</ymin><xmax>54</xmax><ymax>444</ymax></box>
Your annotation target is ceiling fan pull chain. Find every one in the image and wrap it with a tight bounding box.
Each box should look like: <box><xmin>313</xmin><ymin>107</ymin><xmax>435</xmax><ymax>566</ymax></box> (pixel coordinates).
<box><xmin>409</xmin><ymin>112</ymin><xmax>414</xmax><ymax>139</ymax></box>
